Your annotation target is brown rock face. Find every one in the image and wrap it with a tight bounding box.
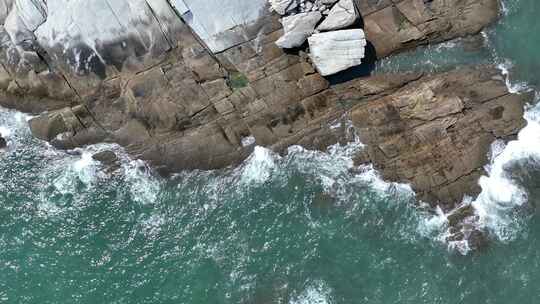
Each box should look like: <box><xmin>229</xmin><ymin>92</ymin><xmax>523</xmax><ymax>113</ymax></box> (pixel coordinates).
<box><xmin>347</xmin><ymin>67</ymin><xmax>530</xmax><ymax>208</ymax></box>
<box><xmin>1</xmin><ymin>0</ymin><xmax>519</xmax><ymax>210</ymax></box>
<box><xmin>357</xmin><ymin>0</ymin><xmax>500</xmax><ymax>57</ymax></box>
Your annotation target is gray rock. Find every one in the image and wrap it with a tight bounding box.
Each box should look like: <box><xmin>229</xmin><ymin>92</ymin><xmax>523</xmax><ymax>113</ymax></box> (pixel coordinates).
<box><xmin>180</xmin><ymin>0</ymin><xmax>270</xmax><ymax>53</ymax></box>
<box><xmin>317</xmin><ymin>0</ymin><xmax>357</xmax><ymax>31</ymax></box>
<box><xmin>269</xmin><ymin>0</ymin><xmax>297</xmax><ymax>15</ymax></box>
<box><xmin>92</xmin><ymin>150</ymin><xmax>120</xmax><ymax>173</ymax></box>
<box><xmin>92</xmin><ymin>150</ymin><xmax>118</xmax><ymax>165</ymax></box>
<box><xmin>308</xmin><ymin>29</ymin><xmax>366</xmax><ymax>76</ymax></box>
<box><xmin>276</xmin><ymin>11</ymin><xmax>322</xmax><ymax>48</ymax></box>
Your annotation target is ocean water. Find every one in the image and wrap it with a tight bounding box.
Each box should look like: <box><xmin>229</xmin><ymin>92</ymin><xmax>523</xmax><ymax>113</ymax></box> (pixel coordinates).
<box><xmin>2</xmin><ymin>0</ymin><xmax>540</xmax><ymax>303</ymax></box>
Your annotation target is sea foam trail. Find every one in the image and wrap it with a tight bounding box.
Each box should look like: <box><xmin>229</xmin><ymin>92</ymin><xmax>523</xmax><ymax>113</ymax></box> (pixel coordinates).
<box><xmin>235</xmin><ymin>120</ymin><xmax>413</xmax><ymax>199</ymax></box>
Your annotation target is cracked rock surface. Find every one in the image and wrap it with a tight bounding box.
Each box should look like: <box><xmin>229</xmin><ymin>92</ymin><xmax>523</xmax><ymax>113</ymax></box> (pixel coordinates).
<box><xmin>0</xmin><ymin>0</ymin><xmax>521</xmax><ymax>214</ymax></box>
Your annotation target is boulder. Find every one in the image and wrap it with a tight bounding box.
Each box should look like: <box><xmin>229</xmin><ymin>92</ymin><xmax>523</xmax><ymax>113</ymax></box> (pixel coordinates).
<box><xmin>317</xmin><ymin>0</ymin><xmax>358</xmax><ymax>31</ymax></box>
<box><xmin>92</xmin><ymin>150</ymin><xmax>118</xmax><ymax>164</ymax></box>
<box><xmin>28</xmin><ymin>112</ymin><xmax>68</xmax><ymax>141</ymax></box>
<box><xmin>92</xmin><ymin>150</ymin><xmax>120</xmax><ymax>173</ymax></box>
<box><xmin>276</xmin><ymin>12</ymin><xmax>322</xmax><ymax>49</ymax></box>
<box><xmin>308</xmin><ymin>29</ymin><xmax>366</xmax><ymax>76</ymax></box>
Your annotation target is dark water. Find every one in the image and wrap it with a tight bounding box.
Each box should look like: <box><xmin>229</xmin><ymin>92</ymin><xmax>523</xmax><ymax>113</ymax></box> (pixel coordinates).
<box><xmin>2</xmin><ymin>0</ymin><xmax>540</xmax><ymax>303</ymax></box>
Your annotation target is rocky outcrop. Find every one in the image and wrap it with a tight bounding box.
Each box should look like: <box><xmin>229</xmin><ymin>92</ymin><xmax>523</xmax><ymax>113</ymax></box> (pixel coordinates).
<box><xmin>92</xmin><ymin>150</ymin><xmax>120</xmax><ymax>173</ymax></box>
<box><xmin>358</xmin><ymin>0</ymin><xmax>500</xmax><ymax>57</ymax></box>
<box><xmin>344</xmin><ymin>67</ymin><xmax>530</xmax><ymax>208</ymax></box>
<box><xmin>0</xmin><ymin>0</ymin><xmax>513</xmax><ymax>208</ymax></box>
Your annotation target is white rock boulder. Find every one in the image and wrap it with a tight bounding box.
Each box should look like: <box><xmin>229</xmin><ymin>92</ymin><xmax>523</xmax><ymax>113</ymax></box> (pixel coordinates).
<box><xmin>308</xmin><ymin>29</ymin><xmax>366</xmax><ymax>76</ymax></box>
<box><xmin>276</xmin><ymin>11</ymin><xmax>322</xmax><ymax>49</ymax></box>
<box><xmin>317</xmin><ymin>0</ymin><xmax>358</xmax><ymax>31</ymax></box>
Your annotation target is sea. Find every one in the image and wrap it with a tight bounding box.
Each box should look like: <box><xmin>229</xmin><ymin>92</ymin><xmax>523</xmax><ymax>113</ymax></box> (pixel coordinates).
<box><xmin>1</xmin><ymin>0</ymin><xmax>540</xmax><ymax>303</ymax></box>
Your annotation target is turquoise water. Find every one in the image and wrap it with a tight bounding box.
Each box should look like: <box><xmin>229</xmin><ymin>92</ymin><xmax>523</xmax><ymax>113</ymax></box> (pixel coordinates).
<box><xmin>2</xmin><ymin>0</ymin><xmax>540</xmax><ymax>303</ymax></box>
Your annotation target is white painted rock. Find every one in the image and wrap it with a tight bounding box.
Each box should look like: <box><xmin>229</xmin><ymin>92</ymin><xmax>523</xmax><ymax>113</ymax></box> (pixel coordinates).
<box><xmin>308</xmin><ymin>29</ymin><xmax>366</xmax><ymax>76</ymax></box>
<box><xmin>269</xmin><ymin>0</ymin><xmax>297</xmax><ymax>15</ymax></box>
<box><xmin>276</xmin><ymin>11</ymin><xmax>322</xmax><ymax>49</ymax></box>
<box><xmin>317</xmin><ymin>0</ymin><xmax>358</xmax><ymax>31</ymax></box>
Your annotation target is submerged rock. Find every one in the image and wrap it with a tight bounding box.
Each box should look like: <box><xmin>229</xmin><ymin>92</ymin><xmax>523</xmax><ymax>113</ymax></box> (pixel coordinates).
<box><xmin>0</xmin><ymin>134</ymin><xmax>6</xmax><ymax>149</ymax></box>
<box><xmin>92</xmin><ymin>150</ymin><xmax>120</xmax><ymax>173</ymax></box>
<box><xmin>92</xmin><ymin>150</ymin><xmax>118</xmax><ymax>164</ymax></box>
<box><xmin>317</xmin><ymin>0</ymin><xmax>358</xmax><ymax>31</ymax></box>
<box><xmin>308</xmin><ymin>29</ymin><xmax>366</xmax><ymax>76</ymax></box>
<box><xmin>276</xmin><ymin>12</ymin><xmax>322</xmax><ymax>48</ymax></box>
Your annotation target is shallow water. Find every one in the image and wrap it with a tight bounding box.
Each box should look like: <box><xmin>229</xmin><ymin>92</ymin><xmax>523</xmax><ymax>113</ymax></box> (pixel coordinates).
<box><xmin>2</xmin><ymin>0</ymin><xmax>540</xmax><ymax>303</ymax></box>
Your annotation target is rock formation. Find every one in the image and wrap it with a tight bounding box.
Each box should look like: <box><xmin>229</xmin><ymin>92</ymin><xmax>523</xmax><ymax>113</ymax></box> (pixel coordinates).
<box><xmin>271</xmin><ymin>0</ymin><xmax>365</xmax><ymax>75</ymax></box>
<box><xmin>345</xmin><ymin>67</ymin><xmax>530</xmax><ymax>209</ymax></box>
<box><xmin>359</xmin><ymin>0</ymin><xmax>500</xmax><ymax>57</ymax></box>
<box><xmin>0</xmin><ymin>0</ymin><xmax>519</xmax><ymax>247</ymax></box>
<box><xmin>92</xmin><ymin>150</ymin><xmax>120</xmax><ymax>173</ymax></box>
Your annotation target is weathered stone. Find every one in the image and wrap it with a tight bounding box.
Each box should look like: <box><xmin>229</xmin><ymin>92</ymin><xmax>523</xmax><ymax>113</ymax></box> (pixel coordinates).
<box><xmin>269</xmin><ymin>0</ymin><xmax>297</xmax><ymax>15</ymax></box>
<box><xmin>92</xmin><ymin>150</ymin><xmax>120</xmax><ymax>173</ymax></box>
<box><xmin>317</xmin><ymin>0</ymin><xmax>358</xmax><ymax>31</ymax></box>
<box><xmin>0</xmin><ymin>0</ymin><xmax>511</xmax><ymax>213</ymax></box>
<box><xmin>347</xmin><ymin>67</ymin><xmax>530</xmax><ymax>206</ymax></box>
<box><xmin>179</xmin><ymin>0</ymin><xmax>272</xmax><ymax>52</ymax></box>
<box><xmin>360</xmin><ymin>0</ymin><xmax>500</xmax><ymax>57</ymax></box>
<box><xmin>92</xmin><ymin>150</ymin><xmax>118</xmax><ymax>165</ymax></box>
<box><xmin>308</xmin><ymin>29</ymin><xmax>366</xmax><ymax>76</ymax></box>
<box><xmin>28</xmin><ymin>112</ymin><xmax>68</xmax><ymax>141</ymax></box>
<box><xmin>276</xmin><ymin>12</ymin><xmax>322</xmax><ymax>49</ymax></box>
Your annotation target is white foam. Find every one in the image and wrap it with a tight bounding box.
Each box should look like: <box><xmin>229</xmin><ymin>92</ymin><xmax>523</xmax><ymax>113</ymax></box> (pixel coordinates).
<box><xmin>73</xmin><ymin>150</ymin><xmax>98</xmax><ymax>182</ymax></box>
<box><xmin>123</xmin><ymin>159</ymin><xmax>161</xmax><ymax>205</ymax></box>
<box><xmin>471</xmin><ymin>102</ymin><xmax>540</xmax><ymax>240</ymax></box>
<box><xmin>0</xmin><ymin>126</ymin><xmax>12</xmax><ymax>137</ymax></box>
<box><xmin>290</xmin><ymin>281</ymin><xmax>332</xmax><ymax>304</ymax></box>
<box><xmin>354</xmin><ymin>164</ymin><xmax>413</xmax><ymax>195</ymax></box>
<box><xmin>239</xmin><ymin>146</ymin><xmax>279</xmax><ymax>184</ymax></box>
<box><xmin>417</xmin><ymin>206</ymin><xmax>448</xmax><ymax>239</ymax></box>
<box><xmin>52</xmin><ymin>149</ymin><xmax>99</xmax><ymax>194</ymax></box>
<box><xmin>497</xmin><ymin>60</ymin><xmax>530</xmax><ymax>94</ymax></box>
<box><xmin>141</xmin><ymin>214</ymin><xmax>165</xmax><ymax>237</ymax></box>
